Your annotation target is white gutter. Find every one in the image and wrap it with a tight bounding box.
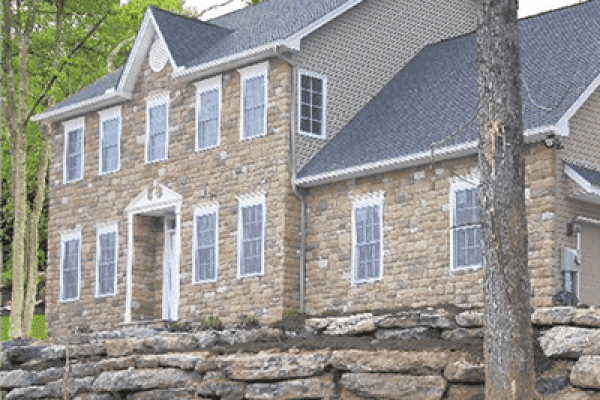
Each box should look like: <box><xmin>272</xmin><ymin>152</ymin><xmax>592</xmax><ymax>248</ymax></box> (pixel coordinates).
<box><xmin>295</xmin><ymin>126</ymin><xmax>558</xmax><ymax>188</ymax></box>
<box><xmin>574</xmin><ymin>216</ymin><xmax>600</xmax><ymax>227</ymax></box>
<box><xmin>565</xmin><ymin>165</ymin><xmax>600</xmax><ymax>196</ymax></box>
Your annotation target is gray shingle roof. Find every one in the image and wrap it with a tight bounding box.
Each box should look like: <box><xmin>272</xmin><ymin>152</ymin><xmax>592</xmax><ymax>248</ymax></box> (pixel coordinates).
<box><xmin>43</xmin><ymin>0</ymin><xmax>355</xmax><ymax>117</ymax></box>
<box><xmin>47</xmin><ymin>66</ymin><xmax>124</xmax><ymax>113</ymax></box>
<box><xmin>569</xmin><ymin>163</ymin><xmax>600</xmax><ymax>187</ymax></box>
<box><xmin>298</xmin><ymin>0</ymin><xmax>600</xmax><ymax>179</ymax></box>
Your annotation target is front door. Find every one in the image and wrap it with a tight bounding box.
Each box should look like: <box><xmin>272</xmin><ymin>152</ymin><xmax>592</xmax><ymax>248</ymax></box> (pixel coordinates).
<box><xmin>162</xmin><ymin>215</ymin><xmax>178</xmax><ymax>320</ymax></box>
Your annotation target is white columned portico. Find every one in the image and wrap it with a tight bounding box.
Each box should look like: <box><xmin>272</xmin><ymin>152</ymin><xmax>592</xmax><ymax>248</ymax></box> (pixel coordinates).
<box><xmin>124</xmin><ymin>181</ymin><xmax>183</xmax><ymax>324</ymax></box>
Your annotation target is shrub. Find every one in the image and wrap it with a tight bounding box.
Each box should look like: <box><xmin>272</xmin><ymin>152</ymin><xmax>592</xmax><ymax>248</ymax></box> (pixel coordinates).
<box><xmin>284</xmin><ymin>309</ymin><xmax>300</xmax><ymax>318</ymax></box>
<box><xmin>238</xmin><ymin>314</ymin><xmax>261</xmax><ymax>329</ymax></box>
<box><xmin>202</xmin><ymin>315</ymin><xmax>223</xmax><ymax>331</ymax></box>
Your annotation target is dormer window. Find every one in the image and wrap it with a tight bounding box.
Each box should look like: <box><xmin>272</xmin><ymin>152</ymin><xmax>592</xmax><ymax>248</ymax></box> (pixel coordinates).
<box><xmin>99</xmin><ymin>106</ymin><xmax>121</xmax><ymax>175</ymax></box>
<box><xmin>63</xmin><ymin>117</ymin><xmax>85</xmax><ymax>184</ymax></box>
<box><xmin>298</xmin><ymin>70</ymin><xmax>327</xmax><ymax>139</ymax></box>
<box><xmin>195</xmin><ymin>75</ymin><xmax>222</xmax><ymax>151</ymax></box>
<box><xmin>239</xmin><ymin>61</ymin><xmax>268</xmax><ymax>140</ymax></box>
<box><xmin>146</xmin><ymin>93</ymin><xmax>169</xmax><ymax>164</ymax></box>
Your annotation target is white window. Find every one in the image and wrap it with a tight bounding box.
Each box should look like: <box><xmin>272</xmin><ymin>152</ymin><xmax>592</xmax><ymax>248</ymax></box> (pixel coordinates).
<box><xmin>238</xmin><ymin>193</ymin><xmax>266</xmax><ymax>278</ymax></box>
<box><xmin>63</xmin><ymin>117</ymin><xmax>85</xmax><ymax>183</ymax></box>
<box><xmin>145</xmin><ymin>93</ymin><xmax>169</xmax><ymax>163</ymax></box>
<box><xmin>96</xmin><ymin>223</ymin><xmax>118</xmax><ymax>297</ymax></box>
<box><xmin>99</xmin><ymin>106</ymin><xmax>121</xmax><ymax>175</ymax></box>
<box><xmin>193</xmin><ymin>204</ymin><xmax>219</xmax><ymax>284</ymax></box>
<box><xmin>298</xmin><ymin>70</ymin><xmax>327</xmax><ymax>139</ymax></box>
<box><xmin>60</xmin><ymin>228</ymin><xmax>82</xmax><ymax>302</ymax></box>
<box><xmin>195</xmin><ymin>76</ymin><xmax>222</xmax><ymax>151</ymax></box>
<box><xmin>239</xmin><ymin>61</ymin><xmax>268</xmax><ymax>140</ymax></box>
<box><xmin>450</xmin><ymin>179</ymin><xmax>482</xmax><ymax>270</ymax></box>
<box><xmin>352</xmin><ymin>193</ymin><xmax>384</xmax><ymax>284</ymax></box>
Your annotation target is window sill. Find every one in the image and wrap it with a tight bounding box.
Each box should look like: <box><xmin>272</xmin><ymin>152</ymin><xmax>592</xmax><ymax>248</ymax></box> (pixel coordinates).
<box><xmin>196</xmin><ymin>143</ymin><xmax>220</xmax><ymax>153</ymax></box>
<box><xmin>95</xmin><ymin>292</ymin><xmax>117</xmax><ymax>299</ymax></box>
<box><xmin>352</xmin><ymin>276</ymin><xmax>383</xmax><ymax>286</ymax></box>
<box><xmin>298</xmin><ymin>130</ymin><xmax>326</xmax><ymax>140</ymax></box>
<box><xmin>59</xmin><ymin>297</ymin><xmax>80</xmax><ymax>303</ymax></box>
<box><xmin>240</xmin><ymin>132</ymin><xmax>267</xmax><ymax>142</ymax></box>
<box><xmin>238</xmin><ymin>271</ymin><xmax>265</xmax><ymax>279</ymax></box>
<box><xmin>192</xmin><ymin>278</ymin><xmax>218</xmax><ymax>285</ymax></box>
<box><xmin>450</xmin><ymin>264</ymin><xmax>483</xmax><ymax>274</ymax></box>
<box><xmin>99</xmin><ymin>169</ymin><xmax>119</xmax><ymax>177</ymax></box>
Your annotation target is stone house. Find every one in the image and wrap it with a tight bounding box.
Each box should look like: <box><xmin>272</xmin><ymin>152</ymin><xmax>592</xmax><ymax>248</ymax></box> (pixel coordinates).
<box><xmin>33</xmin><ymin>0</ymin><xmax>600</xmax><ymax>336</ymax></box>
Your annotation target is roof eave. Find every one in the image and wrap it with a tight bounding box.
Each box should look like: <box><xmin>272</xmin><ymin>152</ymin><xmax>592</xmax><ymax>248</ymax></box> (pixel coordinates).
<box><xmin>295</xmin><ymin>125</ymin><xmax>558</xmax><ymax>188</ymax></box>
<box><xmin>31</xmin><ymin>90</ymin><xmax>132</xmax><ymax>123</ymax></box>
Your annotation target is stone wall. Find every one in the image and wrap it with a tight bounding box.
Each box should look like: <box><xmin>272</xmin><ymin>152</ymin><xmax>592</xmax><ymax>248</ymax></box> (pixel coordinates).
<box><xmin>46</xmin><ymin>50</ymin><xmax>300</xmax><ymax>335</ymax></box>
<box><xmin>303</xmin><ymin>143</ymin><xmax>558</xmax><ymax>315</ymax></box>
<box><xmin>4</xmin><ymin>306</ymin><xmax>600</xmax><ymax>399</ymax></box>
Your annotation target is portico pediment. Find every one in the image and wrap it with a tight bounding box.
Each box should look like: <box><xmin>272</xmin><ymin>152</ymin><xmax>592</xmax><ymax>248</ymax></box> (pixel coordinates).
<box><xmin>126</xmin><ymin>180</ymin><xmax>183</xmax><ymax>214</ymax></box>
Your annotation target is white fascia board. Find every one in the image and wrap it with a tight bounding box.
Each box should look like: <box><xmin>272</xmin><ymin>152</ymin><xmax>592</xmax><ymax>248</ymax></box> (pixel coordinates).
<box><xmin>174</xmin><ymin>42</ymin><xmax>288</xmax><ymax>82</ymax></box>
<box><xmin>565</xmin><ymin>165</ymin><xmax>600</xmax><ymax>196</ymax></box>
<box><xmin>296</xmin><ymin>126</ymin><xmax>557</xmax><ymax>188</ymax></box>
<box><xmin>284</xmin><ymin>0</ymin><xmax>364</xmax><ymax>51</ymax></box>
<box><xmin>556</xmin><ymin>70</ymin><xmax>600</xmax><ymax>137</ymax></box>
<box><xmin>32</xmin><ymin>91</ymin><xmax>130</xmax><ymax>123</ymax></box>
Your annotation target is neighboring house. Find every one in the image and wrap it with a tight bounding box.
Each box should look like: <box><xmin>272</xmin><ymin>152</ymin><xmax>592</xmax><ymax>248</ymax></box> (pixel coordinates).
<box><xmin>32</xmin><ymin>0</ymin><xmax>600</xmax><ymax>335</ymax></box>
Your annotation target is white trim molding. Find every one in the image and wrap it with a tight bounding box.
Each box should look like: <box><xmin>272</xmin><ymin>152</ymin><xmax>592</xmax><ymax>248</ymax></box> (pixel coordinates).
<box><xmin>98</xmin><ymin>106</ymin><xmax>122</xmax><ymax>176</ymax></box>
<box><xmin>565</xmin><ymin>164</ymin><xmax>600</xmax><ymax>196</ymax></box>
<box><xmin>145</xmin><ymin>92</ymin><xmax>170</xmax><ymax>164</ymax></box>
<box><xmin>237</xmin><ymin>192</ymin><xmax>267</xmax><ymax>279</ymax></box>
<box><xmin>95</xmin><ymin>222</ymin><xmax>119</xmax><ymax>298</ymax></box>
<box><xmin>124</xmin><ymin>182</ymin><xmax>183</xmax><ymax>323</ymax></box>
<box><xmin>192</xmin><ymin>202</ymin><xmax>220</xmax><ymax>284</ymax></box>
<box><xmin>63</xmin><ymin>117</ymin><xmax>85</xmax><ymax>184</ymax></box>
<box><xmin>59</xmin><ymin>227</ymin><xmax>82</xmax><ymax>303</ymax></box>
<box><xmin>351</xmin><ymin>191</ymin><xmax>384</xmax><ymax>285</ymax></box>
<box><xmin>449</xmin><ymin>175</ymin><xmax>482</xmax><ymax>272</ymax></box>
<box><xmin>238</xmin><ymin>61</ymin><xmax>269</xmax><ymax>141</ymax></box>
<box><xmin>298</xmin><ymin>69</ymin><xmax>327</xmax><ymax>140</ymax></box>
<box><xmin>194</xmin><ymin>75</ymin><xmax>222</xmax><ymax>152</ymax></box>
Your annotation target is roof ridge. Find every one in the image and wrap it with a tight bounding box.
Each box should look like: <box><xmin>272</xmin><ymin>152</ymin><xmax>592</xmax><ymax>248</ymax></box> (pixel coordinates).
<box><xmin>149</xmin><ymin>5</ymin><xmax>231</xmax><ymax>30</ymax></box>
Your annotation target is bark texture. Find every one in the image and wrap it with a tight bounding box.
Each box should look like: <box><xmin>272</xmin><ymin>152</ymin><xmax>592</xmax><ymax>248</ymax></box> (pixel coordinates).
<box><xmin>475</xmin><ymin>0</ymin><xmax>537</xmax><ymax>398</ymax></box>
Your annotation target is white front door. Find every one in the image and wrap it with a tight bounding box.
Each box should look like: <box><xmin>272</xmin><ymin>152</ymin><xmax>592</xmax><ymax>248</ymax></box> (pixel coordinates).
<box><xmin>162</xmin><ymin>216</ymin><xmax>178</xmax><ymax>320</ymax></box>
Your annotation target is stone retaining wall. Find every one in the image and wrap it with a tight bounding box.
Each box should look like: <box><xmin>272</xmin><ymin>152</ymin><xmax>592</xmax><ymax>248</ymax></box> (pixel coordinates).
<box><xmin>4</xmin><ymin>307</ymin><xmax>600</xmax><ymax>399</ymax></box>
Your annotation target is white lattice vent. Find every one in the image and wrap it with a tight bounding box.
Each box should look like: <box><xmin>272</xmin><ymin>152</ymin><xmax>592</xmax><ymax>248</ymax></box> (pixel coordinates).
<box><xmin>149</xmin><ymin>39</ymin><xmax>168</xmax><ymax>72</ymax></box>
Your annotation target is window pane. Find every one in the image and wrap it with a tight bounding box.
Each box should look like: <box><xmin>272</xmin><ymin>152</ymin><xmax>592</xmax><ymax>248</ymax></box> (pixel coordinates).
<box><xmin>301</xmin><ymin>90</ymin><xmax>310</xmax><ymax>103</ymax></box>
<box><xmin>312</xmin><ymin>121</ymin><xmax>321</xmax><ymax>135</ymax></box>
<box><xmin>67</xmin><ymin>129</ymin><xmax>81</xmax><ymax>155</ymax></box>
<box><xmin>103</xmin><ymin>119</ymin><xmax>119</xmax><ymax>146</ymax></box>
<box><xmin>67</xmin><ymin>155</ymin><xmax>81</xmax><ymax>181</ymax></box>
<box><xmin>149</xmin><ymin>105</ymin><xmax>166</xmax><ymax>136</ymax></box>
<box><xmin>301</xmin><ymin>75</ymin><xmax>310</xmax><ymax>89</ymax></box>
<box><xmin>313</xmin><ymin>93</ymin><xmax>322</xmax><ymax>107</ymax></box>
<box><xmin>301</xmin><ymin>104</ymin><xmax>311</xmax><ymax>118</ymax></box>
<box><xmin>300</xmin><ymin>119</ymin><xmax>310</xmax><ymax>131</ymax></box>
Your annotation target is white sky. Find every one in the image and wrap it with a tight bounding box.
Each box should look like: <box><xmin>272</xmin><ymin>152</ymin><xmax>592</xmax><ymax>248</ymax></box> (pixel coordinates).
<box><xmin>186</xmin><ymin>0</ymin><xmax>585</xmax><ymax>20</ymax></box>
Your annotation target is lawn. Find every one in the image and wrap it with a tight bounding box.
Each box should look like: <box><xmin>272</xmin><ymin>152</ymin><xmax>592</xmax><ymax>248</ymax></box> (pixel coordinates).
<box><xmin>1</xmin><ymin>314</ymin><xmax>49</xmax><ymax>341</ymax></box>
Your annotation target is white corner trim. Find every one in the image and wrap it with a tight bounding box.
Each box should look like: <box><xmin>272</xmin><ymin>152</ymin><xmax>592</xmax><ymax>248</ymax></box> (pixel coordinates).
<box><xmin>237</xmin><ymin>192</ymin><xmax>267</xmax><ymax>279</ymax></box>
<box><xmin>449</xmin><ymin>177</ymin><xmax>482</xmax><ymax>272</ymax></box>
<box><xmin>95</xmin><ymin>222</ymin><xmax>119</xmax><ymax>298</ymax></box>
<box><xmin>98</xmin><ymin>105</ymin><xmax>122</xmax><ymax>176</ymax></box>
<box><xmin>297</xmin><ymin>69</ymin><xmax>327</xmax><ymax>140</ymax></box>
<box><xmin>195</xmin><ymin>75</ymin><xmax>222</xmax><ymax>152</ymax></box>
<box><xmin>239</xmin><ymin>61</ymin><xmax>269</xmax><ymax>141</ymax></box>
<box><xmin>145</xmin><ymin>93</ymin><xmax>170</xmax><ymax>164</ymax></box>
<box><xmin>285</xmin><ymin>0</ymin><xmax>365</xmax><ymax>51</ymax></box>
<box><xmin>192</xmin><ymin>203</ymin><xmax>220</xmax><ymax>285</ymax></box>
<box><xmin>565</xmin><ymin>165</ymin><xmax>600</xmax><ymax>196</ymax></box>
<box><xmin>350</xmin><ymin>192</ymin><xmax>384</xmax><ymax>286</ymax></box>
<box><xmin>556</xmin><ymin>70</ymin><xmax>600</xmax><ymax>137</ymax></box>
<box><xmin>63</xmin><ymin>117</ymin><xmax>85</xmax><ymax>185</ymax></box>
<box><xmin>59</xmin><ymin>227</ymin><xmax>82</xmax><ymax>303</ymax></box>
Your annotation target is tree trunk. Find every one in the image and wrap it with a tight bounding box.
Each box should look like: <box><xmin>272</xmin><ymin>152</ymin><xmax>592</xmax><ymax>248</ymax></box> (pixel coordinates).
<box><xmin>475</xmin><ymin>0</ymin><xmax>537</xmax><ymax>398</ymax></box>
<box><xmin>22</xmin><ymin>131</ymin><xmax>50</xmax><ymax>335</ymax></box>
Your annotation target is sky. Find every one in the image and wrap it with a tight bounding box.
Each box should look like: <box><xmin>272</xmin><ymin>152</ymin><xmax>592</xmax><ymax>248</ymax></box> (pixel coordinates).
<box><xmin>186</xmin><ymin>0</ymin><xmax>585</xmax><ymax>20</ymax></box>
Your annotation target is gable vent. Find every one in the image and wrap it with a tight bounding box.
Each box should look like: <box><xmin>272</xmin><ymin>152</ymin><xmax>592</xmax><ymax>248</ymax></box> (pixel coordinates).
<box><xmin>149</xmin><ymin>39</ymin><xmax>168</xmax><ymax>72</ymax></box>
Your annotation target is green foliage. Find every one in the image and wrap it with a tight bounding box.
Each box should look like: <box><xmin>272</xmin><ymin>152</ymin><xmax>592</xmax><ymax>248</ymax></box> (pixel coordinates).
<box><xmin>246</xmin><ymin>0</ymin><xmax>263</xmax><ymax>5</ymax></box>
<box><xmin>323</xmin><ymin>310</ymin><xmax>334</xmax><ymax>315</ymax></box>
<box><xmin>284</xmin><ymin>309</ymin><xmax>300</xmax><ymax>318</ymax></box>
<box><xmin>238</xmin><ymin>314</ymin><xmax>261</xmax><ymax>328</ymax></box>
<box><xmin>2</xmin><ymin>314</ymin><xmax>48</xmax><ymax>341</ymax></box>
<box><xmin>202</xmin><ymin>315</ymin><xmax>223</xmax><ymax>330</ymax></box>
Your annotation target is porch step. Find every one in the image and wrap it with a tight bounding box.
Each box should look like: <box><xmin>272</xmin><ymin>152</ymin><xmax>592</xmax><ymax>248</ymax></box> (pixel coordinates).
<box><xmin>118</xmin><ymin>319</ymin><xmax>170</xmax><ymax>331</ymax></box>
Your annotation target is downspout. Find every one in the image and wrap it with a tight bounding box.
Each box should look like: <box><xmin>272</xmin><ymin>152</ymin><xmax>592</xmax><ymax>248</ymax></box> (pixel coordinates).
<box><xmin>275</xmin><ymin>47</ymin><xmax>307</xmax><ymax>314</ymax></box>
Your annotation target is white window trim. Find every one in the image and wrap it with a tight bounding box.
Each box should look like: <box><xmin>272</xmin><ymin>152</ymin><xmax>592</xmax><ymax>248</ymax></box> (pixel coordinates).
<box><xmin>237</xmin><ymin>192</ymin><xmax>267</xmax><ymax>279</ymax></box>
<box><xmin>145</xmin><ymin>92</ymin><xmax>170</xmax><ymax>164</ymax></box>
<box><xmin>98</xmin><ymin>106</ymin><xmax>122</xmax><ymax>176</ymax></box>
<box><xmin>59</xmin><ymin>227</ymin><xmax>82</xmax><ymax>303</ymax></box>
<box><xmin>238</xmin><ymin>61</ymin><xmax>269</xmax><ymax>141</ymax></box>
<box><xmin>192</xmin><ymin>202</ymin><xmax>219</xmax><ymax>284</ymax></box>
<box><xmin>449</xmin><ymin>176</ymin><xmax>482</xmax><ymax>272</ymax></box>
<box><xmin>95</xmin><ymin>222</ymin><xmax>119</xmax><ymax>298</ymax></box>
<box><xmin>194</xmin><ymin>75</ymin><xmax>222</xmax><ymax>152</ymax></box>
<box><xmin>62</xmin><ymin>117</ymin><xmax>85</xmax><ymax>184</ymax></box>
<box><xmin>297</xmin><ymin>69</ymin><xmax>327</xmax><ymax>140</ymax></box>
<box><xmin>351</xmin><ymin>192</ymin><xmax>384</xmax><ymax>285</ymax></box>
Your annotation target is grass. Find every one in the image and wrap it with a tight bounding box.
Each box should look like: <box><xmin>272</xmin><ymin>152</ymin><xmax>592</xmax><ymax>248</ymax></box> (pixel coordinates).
<box><xmin>1</xmin><ymin>314</ymin><xmax>49</xmax><ymax>341</ymax></box>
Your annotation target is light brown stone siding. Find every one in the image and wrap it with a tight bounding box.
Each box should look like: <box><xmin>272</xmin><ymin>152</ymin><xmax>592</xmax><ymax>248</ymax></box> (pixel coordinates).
<box><xmin>303</xmin><ymin>143</ymin><xmax>557</xmax><ymax>314</ymax></box>
<box><xmin>46</xmin><ymin>53</ymin><xmax>300</xmax><ymax>335</ymax></box>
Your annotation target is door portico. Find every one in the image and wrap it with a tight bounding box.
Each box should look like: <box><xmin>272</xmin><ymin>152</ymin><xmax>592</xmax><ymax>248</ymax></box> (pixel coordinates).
<box><xmin>125</xmin><ymin>181</ymin><xmax>182</xmax><ymax>323</ymax></box>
